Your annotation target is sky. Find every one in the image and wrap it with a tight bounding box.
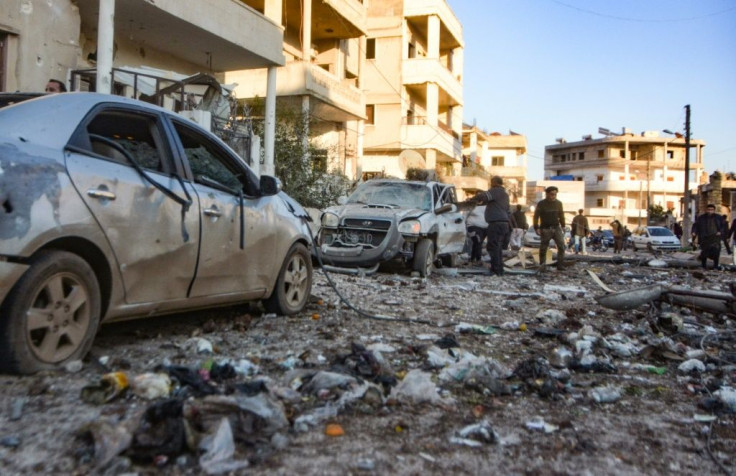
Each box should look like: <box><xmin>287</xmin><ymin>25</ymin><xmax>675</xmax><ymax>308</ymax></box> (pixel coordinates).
<box><xmin>448</xmin><ymin>0</ymin><xmax>736</xmax><ymax>181</ymax></box>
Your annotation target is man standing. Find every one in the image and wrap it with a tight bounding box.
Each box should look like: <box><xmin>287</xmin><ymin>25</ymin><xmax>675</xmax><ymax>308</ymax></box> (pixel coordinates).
<box><xmin>476</xmin><ymin>176</ymin><xmax>510</xmax><ymax>276</ymax></box>
<box><xmin>571</xmin><ymin>209</ymin><xmax>589</xmax><ymax>254</ymax></box>
<box><xmin>692</xmin><ymin>204</ymin><xmax>725</xmax><ymax>270</ymax></box>
<box><xmin>511</xmin><ymin>204</ymin><xmax>528</xmax><ymax>250</ymax></box>
<box><xmin>533</xmin><ymin>186</ymin><xmax>566</xmax><ymax>270</ymax></box>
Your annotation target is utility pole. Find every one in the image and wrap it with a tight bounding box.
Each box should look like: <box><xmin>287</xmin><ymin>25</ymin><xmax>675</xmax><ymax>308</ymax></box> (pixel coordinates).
<box><xmin>682</xmin><ymin>104</ymin><xmax>692</xmax><ymax>248</ymax></box>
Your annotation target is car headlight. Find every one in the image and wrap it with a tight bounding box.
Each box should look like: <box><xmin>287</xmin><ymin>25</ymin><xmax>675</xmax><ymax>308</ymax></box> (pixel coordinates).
<box><xmin>398</xmin><ymin>220</ymin><xmax>421</xmax><ymax>234</ymax></box>
<box><xmin>321</xmin><ymin>212</ymin><xmax>339</xmax><ymax>228</ymax></box>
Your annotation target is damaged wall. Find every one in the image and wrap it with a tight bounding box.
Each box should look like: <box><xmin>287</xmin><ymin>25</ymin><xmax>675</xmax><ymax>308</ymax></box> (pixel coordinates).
<box><xmin>1</xmin><ymin>0</ymin><xmax>81</xmax><ymax>92</ymax></box>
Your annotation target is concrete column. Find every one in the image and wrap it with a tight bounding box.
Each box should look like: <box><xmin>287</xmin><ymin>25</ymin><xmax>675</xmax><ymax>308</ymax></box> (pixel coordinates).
<box><xmin>356</xmin><ymin>119</ymin><xmax>365</xmax><ymax>180</ymax></box>
<box><xmin>302</xmin><ymin>0</ymin><xmax>312</xmax><ymax>61</ymax></box>
<box><xmin>469</xmin><ymin>131</ymin><xmax>477</xmax><ymax>164</ymax></box>
<box><xmin>427</xmin><ymin>15</ymin><xmax>440</xmax><ymax>59</ymax></box>
<box><xmin>302</xmin><ymin>95</ymin><xmax>310</xmax><ymax>163</ymax></box>
<box><xmin>96</xmin><ymin>0</ymin><xmax>115</xmax><ymax>94</ymax></box>
<box><xmin>425</xmin><ymin>149</ymin><xmax>437</xmax><ymax>172</ymax></box>
<box><xmin>264</xmin><ymin>0</ymin><xmax>282</xmax><ymax>24</ymax></box>
<box><xmin>263</xmin><ymin>66</ymin><xmax>278</xmax><ymax>176</ymax></box>
<box><xmin>426</xmin><ymin>82</ymin><xmax>438</xmax><ymax>126</ymax></box>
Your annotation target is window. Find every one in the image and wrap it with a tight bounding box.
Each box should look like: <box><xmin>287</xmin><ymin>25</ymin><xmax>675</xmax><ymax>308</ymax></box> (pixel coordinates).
<box><xmin>618</xmin><ymin>199</ymin><xmax>625</xmax><ymax>209</ymax></box>
<box><xmin>172</xmin><ymin>120</ymin><xmax>254</xmax><ymax>194</ymax></box>
<box><xmin>597</xmin><ymin>149</ymin><xmax>604</xmax><ymax>159</ymax></box>
<box><xmin>618</xmin><ymin>175</ymin><xmax>625</xmax><ymax>180</ymax></box>
<box><xmin>366</xmin><ymin>104</ymin><xmax>375</xmax><ymax>125</ymax></box>
<box><xmin>596</xmin><ymin>174</ymin><xmax>604</xmax><ymax>182</ymax></box>
<box><xmin>666</xmin><ymin>176</ymin><xmax>674</xmax><ymax>182</ymax></box>
<box><xmin>619</xmin><ymin>149</ymin><xmax>626</xmax><ymax>158</ymax></box>
<box><xmin>575</xmin><ymin>176</ymin><xmax>583</xmax><ymax>181</ymax></box>
<box><xmin>578</xmin><ymin>152</ymin><xmax>585</xmax><ymax>160</ymax></box>
<box><xmin>491</xmin><ymin>156</ymin><xmax>504</xmax><ymax>166</ymax></box>
<box><xmin>366</xmin><ymin>38</ymin><xmax>376</xmax><ymax>59</ymax></box>
<box><xmin>80</xmin><ymin>109</ymin><xmax>167</xmax><ymax>173</ymax></box>
<box><xmin>666</xmin><ymin>201</ymin><xmax>675</xmax><ymax>210</ymax></box>
<box><xmin>408</xmin><ymin>42</ymin><xmax>416</xmax><ymax>58</ymax></box>
<box><xmin>596</xmin><ymin>198</ymin><xmax>604</xmax><ymax>207</ymax></box>
<box><xmin>667</xmin><ymin>151</ymin><xmax>674</xmax><ymax>159</ymax></box>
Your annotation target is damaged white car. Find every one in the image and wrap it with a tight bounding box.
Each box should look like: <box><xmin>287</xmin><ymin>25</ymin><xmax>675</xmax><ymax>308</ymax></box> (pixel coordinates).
<box><xmin>0</xmin><ymin>93</ymin><xmax>313</xmax><ymax>374</ymax></box>
<box><xmin>317</xmin><ymin>179</ymin><xmax>466</xmax><ymax>276</ymax></box>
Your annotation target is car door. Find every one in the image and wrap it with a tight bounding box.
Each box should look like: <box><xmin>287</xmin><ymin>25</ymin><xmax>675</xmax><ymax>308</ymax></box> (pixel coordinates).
<box><xmin>65</xmin><ymin>106</ymin><xmax>199</xmax><ymax>303</ymax></box>
<box><xmin>168</xmin><ymin>118</ymin><xmax>277</xmax><ymax>298</ymax></box>
<box><xmin>434</xmin><ymin>184</ymin><xmax>465</xmax><ymax>254</ymax></box>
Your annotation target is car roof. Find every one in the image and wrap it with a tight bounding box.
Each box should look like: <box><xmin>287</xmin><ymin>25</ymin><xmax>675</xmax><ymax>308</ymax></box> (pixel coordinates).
<box><xmin>0</xmin><ymin>92</ymin><xmax>178</xmax><ymax>150</ymax></box>
<box><xmin>363</xmin><ymin>179</ymin><xmax>447</xmax><ymax>187</ymax></box>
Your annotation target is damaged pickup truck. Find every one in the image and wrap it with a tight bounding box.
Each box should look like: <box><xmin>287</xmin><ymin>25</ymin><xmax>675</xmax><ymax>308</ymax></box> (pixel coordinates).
<box><xmin>317</xmin><ymin>179</ymin><xmax>466</xmax><ymax>276</ymax></box>
<box><xmin>0</xmin><ymin>93</ymin><xmax>313</xmax><ymax>374</ymax></box>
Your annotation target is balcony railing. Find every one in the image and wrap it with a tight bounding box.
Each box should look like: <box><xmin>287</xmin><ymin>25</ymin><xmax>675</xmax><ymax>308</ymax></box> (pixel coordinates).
<box><xmin>402</xmin><ymin>116</ymin><xmax>460</xmax><ymax>140</ymax></box>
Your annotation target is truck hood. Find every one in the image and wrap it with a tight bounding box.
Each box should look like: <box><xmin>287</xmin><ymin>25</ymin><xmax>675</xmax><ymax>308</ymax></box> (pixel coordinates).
<box><xmin>325</xmin><ymin>203</ymin><xmax>428</xmax><ymax>222</ymax></box>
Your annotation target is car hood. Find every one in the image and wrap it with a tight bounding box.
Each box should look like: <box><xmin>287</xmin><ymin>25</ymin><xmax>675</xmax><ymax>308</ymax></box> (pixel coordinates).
<box><xmin>325</xmin><ymin>203</ymin><xmax>429</xmax><ymax>221</ymax></box>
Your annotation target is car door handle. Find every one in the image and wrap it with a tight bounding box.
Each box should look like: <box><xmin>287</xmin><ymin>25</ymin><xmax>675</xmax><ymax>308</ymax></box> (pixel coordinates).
<box><xmin>203</xmin><ymin>207</ymin><xmax>222</xmax><ymax>217</ymax></box>
<box><xmin>86</xmin><ymin>189</ymin><xmax>116</xmax><ymax>200</ymax></box>
<box><xmin>454</xmin><ymin>218</ymin><xmax>463</xmax><ymax>224</ymax></box>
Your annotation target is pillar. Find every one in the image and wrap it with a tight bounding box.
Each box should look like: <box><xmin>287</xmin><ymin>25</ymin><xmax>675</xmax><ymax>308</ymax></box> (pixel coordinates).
<box><xmin>427</xmin><ymin>15</ymin><xmax>440</xmax><ymax>59</ymax></box>
<box><xmin>97</xmin><ymin>0</ymin><xmax>115</xmax><ymax>94</ymax></box>
<box><xmin>263</xmin><ymin>66</ymin><xmax>278</xmax><ymax>176</ymax></box>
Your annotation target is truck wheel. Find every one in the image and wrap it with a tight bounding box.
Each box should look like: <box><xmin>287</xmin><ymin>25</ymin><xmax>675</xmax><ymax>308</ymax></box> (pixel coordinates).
<box><xmin>440</xmin><ymin>252</ymin><xmax>458</xmax><ymax>268</ymax></box>
<box><xmin>0</xmin><ymin>250</ymin><xmax>101</xmax><ymax>374</ymax></box>
<box><xmin>264</xmin><ymin>243</ymin><xmax>313</xmax><ymax>315</ymax></box>
<box><xmin>412</xmin><ymin>239</ymin><xmax>435</xmax><ymax>277</ymax></box>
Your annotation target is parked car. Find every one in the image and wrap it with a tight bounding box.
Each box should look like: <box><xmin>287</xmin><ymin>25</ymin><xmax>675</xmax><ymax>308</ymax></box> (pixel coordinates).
<box><xmin>630</xmin><ymin>226</ymin><xmax>681</xmax><ymax>251</ymax></box>
<box><xmin>0</xmin><ymin>93</ymin><xmax>313</xmax><ymax>374</ymax></box>
<box><xmin>523</xmin><ymin>225</ymin><xmax>570</xmax><ymax>248</ymax></box>
<box><xmin>317</xmin><ymin>179</ymin><xmax>466</xmax><ymax>276</ymax></box>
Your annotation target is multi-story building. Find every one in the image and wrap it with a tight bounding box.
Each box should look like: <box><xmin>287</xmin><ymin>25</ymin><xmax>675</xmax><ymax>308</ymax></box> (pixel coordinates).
<box><xmin>226</xmin><ymin>0</ymin><xmax>367</xmax><ymax>180</ymax></box>
<box><xmin>544</xmin><ymin>128</ymin><xmax>706</xmax><ymax>228</ymax></box>
<box><xmin>454</xmin><ymin>125</ymin><xmax>528</xmax><ymax>202</ymax></box>
<box><xmin>361</xmin><ymin>0</ymin><xmax>464</xmax><ymax>181</ymax></box>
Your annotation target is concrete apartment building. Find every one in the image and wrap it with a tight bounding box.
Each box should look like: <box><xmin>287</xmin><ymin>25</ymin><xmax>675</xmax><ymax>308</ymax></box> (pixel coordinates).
<box><xmin>544</xmin><ymin>129</ymin><xmax>706</xmax><ymax>228</ymax></box>
<box><xmin>226</xmin><ymin>0</ymin><xmax>368</xmax><ymax>180</ymax></box>
<box><xmin>456</xmin><ymin>125</ymin><xmax>528</xmax><ymax>202</ymax></box>
<box><xmin>1</xmin><ymin>0</ymin><xmax>284</xmax><ymax>170</ymax></box>
<box><xmin>361</xmin><ymin>0</ymin><xmax>464</xmax><ymax>181</ymax></box>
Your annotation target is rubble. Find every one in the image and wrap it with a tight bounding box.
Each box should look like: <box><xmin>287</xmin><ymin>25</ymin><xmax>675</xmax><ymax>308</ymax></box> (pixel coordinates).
<box><xmin>0</xmin><ymin>248</ymin><xmax>734</xmax><ymax>474</ymax></box>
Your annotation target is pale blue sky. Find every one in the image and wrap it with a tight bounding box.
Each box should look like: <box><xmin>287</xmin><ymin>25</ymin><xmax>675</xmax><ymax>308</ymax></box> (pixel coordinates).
<box><xmin>449</xmin><ymin>0</ymin><xmax>736</xmax><ymax>180</ymax></box>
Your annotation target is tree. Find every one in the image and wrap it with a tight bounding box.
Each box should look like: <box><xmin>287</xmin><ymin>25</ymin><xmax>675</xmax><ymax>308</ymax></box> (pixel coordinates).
<box><xmin>242</xmin><ymin>100</ymin><xmax>351</xmax><ymax>209</ymax></box>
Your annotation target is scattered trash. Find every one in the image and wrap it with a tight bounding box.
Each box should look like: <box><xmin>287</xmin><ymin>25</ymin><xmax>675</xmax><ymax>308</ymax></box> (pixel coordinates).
<box><xmin>678</xmin><ymin>359</ymin><xmax>706</xmax><ymax>374</ymax></box>
<box><xmin>81</xmin><ymin>372</ymin><xmax>130</xmax><ymax>404</ymax></box>
<box><xmin>591</xmin><ymin>385</ymin><xmax>622</xmax><ymax>403</ymax></box>
<box><xmin>525</xmin><ymin>417</ymin><xmax>559</xmax><ymax>433</ymax></box>
<box><xmin>198</xmin><ymin>418</ymin><xmax>249</xmax><ymax>475</ymax></box>
<box><xmin>450</xmin><ymin>420</ymin><xmax>499</xmax><ymax>447</ymax></box>
<box><xmin>325</xmin><ymin>423</ymin><xmax>345</xmax><ymax>437</ymax></box>
<box><xmin>389</xmin><ymin>370</ymin><xmax>453</xmax><ymax>406</ymax></box>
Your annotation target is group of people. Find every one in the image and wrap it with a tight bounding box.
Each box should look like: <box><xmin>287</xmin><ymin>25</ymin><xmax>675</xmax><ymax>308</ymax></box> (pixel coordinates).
<box><xmin>469</xmin><ymin>178</ymin><xmax>566</xmax><ymax>276</ymax></box>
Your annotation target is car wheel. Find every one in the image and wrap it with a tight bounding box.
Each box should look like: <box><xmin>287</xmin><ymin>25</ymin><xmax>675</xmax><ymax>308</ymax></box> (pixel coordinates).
<box><xmin>264</xmin><ymin>243</ymin><xmax>313</xmax><ymax>315</ymax></box>
<box><xmin>0</xmin><ymin>250</ymin><xmax>101</xmax><ymax>374</ymax></box>
<box><xmin>632</xmin><ymin>242</ymin><xmax>637</xmax><ymax>251</ymax></box>
<box><xmin>412</xmin><ymin>238</ymin><xmax>435</xmax><ymax>277</ymax></box>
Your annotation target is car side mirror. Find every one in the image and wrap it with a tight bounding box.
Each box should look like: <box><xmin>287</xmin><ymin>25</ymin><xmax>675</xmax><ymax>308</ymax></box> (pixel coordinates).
<box><xmin>435</xmin><ymin>203</ymin><xmax>455</xmax><ymax>215</ymax></box>
<box><xmin>337</xmin><ymin>196</ymin><xmax>348</xmax><ymax>205</ymax></box>
<box><xmin>259</xmin><ymin>175</ymin><xmax>282</xmax><ymax>196</ymax></box>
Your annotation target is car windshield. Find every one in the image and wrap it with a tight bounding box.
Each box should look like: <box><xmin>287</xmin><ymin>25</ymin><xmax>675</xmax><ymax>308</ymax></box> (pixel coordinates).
<box><xmin>347</xmin><ymin>182</ymin><xmax>432</xmax><ymax>210</ymax></box>
<box><xmin>649</xmin><ymin>227</ymin><xmax>674</xmax><ymax>237</ymax></box>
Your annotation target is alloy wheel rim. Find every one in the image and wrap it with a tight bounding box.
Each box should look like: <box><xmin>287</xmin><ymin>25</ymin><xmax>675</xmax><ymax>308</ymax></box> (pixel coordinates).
<box><xmin>25</xmin><ymin>272</ymin><xmax>91</xmax><ymax>363</ymax></box>
<box><xmin>284</xmin><ymin>254</ymin><xmax>309</xmax><ymax>308</ymax></box>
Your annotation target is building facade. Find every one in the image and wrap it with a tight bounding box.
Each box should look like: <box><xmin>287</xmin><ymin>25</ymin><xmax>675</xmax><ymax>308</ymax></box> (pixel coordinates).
<box><xmin>361</xmin><ymin>0</ymin><xmax>464</xmax><ymax>180</ymax></box>
<box><xmin>226</xmin><ymin>0</ymin><xmax>367</xmax><ymax>180</ymax></box>
<box><xmin>545</xmin><ymin>129</ymin><xmax>706</xmax><ymax>228</ymax></box>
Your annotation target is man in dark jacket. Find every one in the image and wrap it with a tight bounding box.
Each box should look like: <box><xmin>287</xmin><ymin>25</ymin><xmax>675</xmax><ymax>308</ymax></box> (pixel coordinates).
<box><xmin>571</xmin><ymin>209</ymin><xmax>589</xmax><ymax>254</ymax></box>
<box><xmin>533</xmin><ymin>186</ymin><xmax>566</xmax><ymax>270</ymax></box>
<box><xmin>692</xmin><ymin>204</ymin><xmax>725</xmax><ymax>269</ymax></box>
<box><xmin>476</xmin><ymin>176</ymin><xmax>510</xmax><ymax>276</ymax></box>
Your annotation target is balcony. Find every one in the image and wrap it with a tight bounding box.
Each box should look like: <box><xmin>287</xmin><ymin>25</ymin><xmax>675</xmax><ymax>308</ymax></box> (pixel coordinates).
<box><xmin>404</xmin><ymin>0</ymin><xmax>463</xmax><ymax>49</ymax></box>
<box><xmin>282</xmin><ymin>0</ymin><xmax>366</xmax><ymax>40</ymax></box>
<box><xmin>487</xmin><ymin>165</ymin><xmax>526</xmax><ymax>179</ymax></box>
<box><xmin>402</xmin><ymin>58</ymin><xmax>462</xmax><ymax>105</ymax></box>
<box><xmin>76</xmin><ymin>0</ymin><xmax>284</xmax><ymax>71</ymax></box>
<box><xmin>401</xmin><ymin>117</ymin><xmax>461</xmax><ymax>160</ymax></box>
<box><xmin>585</xmin><ymin>179</ymin><xmax>686</xmax><ymax>194</ymax></box>
<box><xmin>233</xmin><ymin>62</ymin><xmax>364</xmax><ymax>121</ymax></box>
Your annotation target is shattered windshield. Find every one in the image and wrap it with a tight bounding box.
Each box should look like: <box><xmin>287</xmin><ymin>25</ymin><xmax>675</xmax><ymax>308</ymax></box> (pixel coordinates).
<box><xmin>347</xmin><ymin>182</ymin><xmax>432</xmax><ymax>210</ymax></box>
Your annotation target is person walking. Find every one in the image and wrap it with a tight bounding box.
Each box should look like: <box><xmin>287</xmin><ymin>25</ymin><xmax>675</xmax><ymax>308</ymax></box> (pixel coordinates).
<box><xmin>533</xmin><ymin>186</ymin><xmax>566</xmax><ymax>270</ymax></box>
<box><xmin>729</xmin><ymin>216</ymin><xmax>736</xmax><ymax>265</ymax></box>
<box><xmin>721</xmin><ymin>214</ymin><xmax>732</xmax><ymax>255</ymax></box>
<box><xmin>510</xmin><ymin>204</ymin><xmax>528</xmax><ymax>250</ymax></box>
<box><xmin>571</xmin><ymin>209</ymin><xmax>589</xmax><ymax>254</ymax></box>
<box><xmin>465</xmin><ymin>199</ymin><xmax>487</xmax><ymax>264</ymax></box>
<box><xmin>692</xmin><ymin>204</ymin><xmax>725</xmax><ymax>270</ymax></box>
<box><xmin>475</xmin><ymin>176</ymin><xmax>510</xmax><ymax>276</ymax></box>
<box><xmin>610</xmin><ymin>219</ymin><xmax>624</xmax><ymax>254</ymax></box>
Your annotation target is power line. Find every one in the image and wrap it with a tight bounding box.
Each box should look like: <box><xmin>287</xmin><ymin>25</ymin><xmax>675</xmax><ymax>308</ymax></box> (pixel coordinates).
<box><xmin>549</xmin><ymin>0</ymin><xmax>736</xmax><ymax>23</ymax></box>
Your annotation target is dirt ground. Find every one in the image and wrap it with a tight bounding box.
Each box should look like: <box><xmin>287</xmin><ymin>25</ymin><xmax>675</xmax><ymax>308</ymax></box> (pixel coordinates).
<box><xmin>1</xmin><ymin>249</ymin><xmax>735</xmax><ymax>475</ymax></box>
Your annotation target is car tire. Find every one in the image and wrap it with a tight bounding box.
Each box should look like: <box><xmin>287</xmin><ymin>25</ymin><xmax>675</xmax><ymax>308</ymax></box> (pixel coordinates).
<box><xmin>0</xmin><ymin>250</ymin><xmax>101</xmax><ymax>375</ymax></box>
<box><xmin>632</xmin><ymin>242</ymin><xmax>637</xmax><ymax>251</ymax></box>
<box><xmin>264</xmin><ymin>243</ymin><xmax>313</xmax><ymax>315</ymax></box>
<box><xmin>412</xmin><ymin>238</ymin><xmax>435</xmax><ymax>277</ymax></box>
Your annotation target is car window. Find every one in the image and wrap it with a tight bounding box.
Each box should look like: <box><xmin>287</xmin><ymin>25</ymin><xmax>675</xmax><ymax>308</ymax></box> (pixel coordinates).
<box><xmin>347</xmin><ymin>182</ymin><xmax>432</xmax><ymax>210</ymax></box>
<box><xmin>73</xmin><ymin>109</ymin><xmax>167</xmax><ymax>173</ymax></box>
<box><xmin>649</xmin><ymin>228</ymin><xmax>673</xmax><ymax>237</ymax></box>
<box><xmin>171</xmin><ymin>120</ymin><xmax>255</xmax><ymax>195</ymax></box>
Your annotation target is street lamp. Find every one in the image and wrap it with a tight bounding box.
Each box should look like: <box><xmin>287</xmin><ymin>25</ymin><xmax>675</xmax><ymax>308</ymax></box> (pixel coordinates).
<box><xmin>663</xmin><ymin>104</ymin><xmax>692</xmax><ymax>248</ymax></box>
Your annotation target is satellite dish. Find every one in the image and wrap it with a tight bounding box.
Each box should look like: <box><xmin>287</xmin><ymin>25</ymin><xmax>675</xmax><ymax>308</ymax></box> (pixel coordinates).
<box><xmin>398</xmin><ymin>150</ymin><xmax>426</xmax><ymax>174</ymax></box>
